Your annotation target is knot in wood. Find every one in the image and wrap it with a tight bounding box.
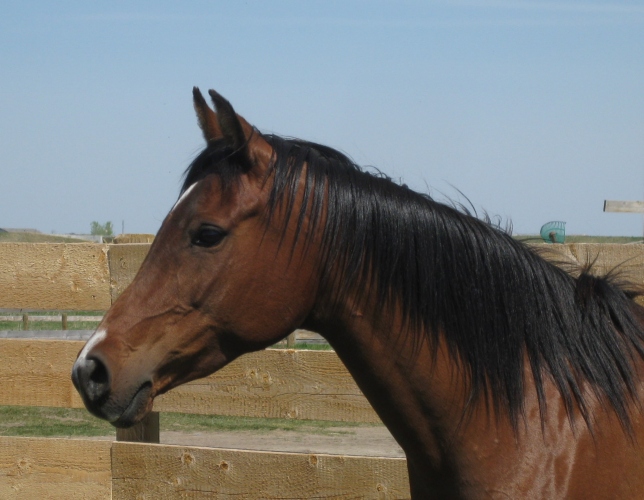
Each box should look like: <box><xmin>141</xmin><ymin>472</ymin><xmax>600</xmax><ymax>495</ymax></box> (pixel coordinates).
<box><xmin>17</xmin><ymin>458</ymin><xmax>31</xmax><ymax>474</ymax></box>
<box><xmin>284</xmin><ymin>408</ymin><xmax>299</xmax><ymax>419</ymax></box>
<box><xmin>181</xmin><ymin>452</ymin><xmax>195</xmax><ymax>466</ymax></box>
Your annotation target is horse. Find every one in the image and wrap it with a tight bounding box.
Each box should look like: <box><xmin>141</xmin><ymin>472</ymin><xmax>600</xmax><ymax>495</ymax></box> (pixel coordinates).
<box><xmin>72</xmin><ymin>87</ymin><xmax>644</xmax><ymax>498</ymax></box>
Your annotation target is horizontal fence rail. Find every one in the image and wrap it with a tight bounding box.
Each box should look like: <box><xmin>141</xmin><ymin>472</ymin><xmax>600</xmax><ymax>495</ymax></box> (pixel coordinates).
<box><xmin>111</xmin><ymin>442</ymin><xmax>409</xmax><ymax>499</ymax></box>
<box><xmin>0</xmin><ymin>339</ymin><xmax>379</xmax><ymax>422</ymax></box>
<box><xmin>1</xmin><ymin>242</ymin><xmax>643</xmax><ymax>311</ymax></box>
<box><xmin>0</xmin><ymin>436</ymin><xmax>408</xmax><ymax>500</ymax></box>
<box><xmin>0</xmin><ymin>328</ymin><xmax>325</xmax><ymax>345</ymax></box>
<box><xmin>0</xmin><ymin>315</ymin><xmax>103</xmax><ymax>322</ymax></box>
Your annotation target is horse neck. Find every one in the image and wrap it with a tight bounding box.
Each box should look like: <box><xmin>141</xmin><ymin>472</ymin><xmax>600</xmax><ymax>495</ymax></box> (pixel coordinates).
<box><xmin>298</xmin><ymin>225</ymin><xmax>644</xmax><ymax>496</ymax></box>
<box><xmin>305</xmin><ymin>286</ymin><xmax>644</xmax><ymax>496</ymax></box>
<box><xmin>304</xmin><ymin>292</ymin><xmax>485</xmax><ymax>469</ymax></box>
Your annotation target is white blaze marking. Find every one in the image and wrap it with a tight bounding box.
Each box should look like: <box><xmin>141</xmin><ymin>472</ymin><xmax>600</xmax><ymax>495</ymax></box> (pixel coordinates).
<box><xmin>78</xmin><ymin>328</ymin><xmax>107</xmax><ymax>362</ymax></box>
<box><xmin>171</xmin><ymin>182</ymin><xmax>199</xmax><ymax>213</ymax></box>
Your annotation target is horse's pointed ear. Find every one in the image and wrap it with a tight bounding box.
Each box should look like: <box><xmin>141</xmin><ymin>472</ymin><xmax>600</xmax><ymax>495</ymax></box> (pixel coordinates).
<box><xmin>193</xmin><ymin>87</ymin><xmax>222</xmax><ymax>143</ymax></box>
<box><xmin>208</xmin><ymin>89</ymin><xmax>247</xmax><ymax>152</ymax></box>
<box><xmin>193</xmin><ymin>87</ymin><xmax>274</xmax><ymax>178</ymax></box>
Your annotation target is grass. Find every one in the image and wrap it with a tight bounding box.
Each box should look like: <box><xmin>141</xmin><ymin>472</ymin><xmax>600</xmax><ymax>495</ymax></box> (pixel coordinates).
<box><xmin>0</xmin><ymin>406</ymin><xmax>114</xmax><ymax>438</ymax></box>
<box><xmin>563</xmin><ymin>235</ymin><xmax>643</xmax><ymax>244</ymax></box>
<box><xmin>286</xmin><ymin>342</ymin><xmax>333</xmax><ymax>351</ymax></box>
<box><xmin>0</xmin><ymin>406</ymin><xmax>371</xmax><ymax>439</ymax></box>
<box><xmin>163</xmin><ymin>412</ymin><xmax>369</xmax><ymax>435</ymax></box>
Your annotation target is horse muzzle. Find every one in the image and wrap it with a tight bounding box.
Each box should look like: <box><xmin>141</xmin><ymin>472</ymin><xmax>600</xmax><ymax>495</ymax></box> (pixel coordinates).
<box><xmin>72</xmin><ymin>352</ymin><xmax>154</xmax><ymax>428</ymax></box>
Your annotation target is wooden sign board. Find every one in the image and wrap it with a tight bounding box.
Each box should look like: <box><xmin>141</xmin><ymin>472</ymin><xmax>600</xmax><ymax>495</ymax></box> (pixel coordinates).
<box><xmin>604</xmin><ymin>200</ymin><xmax>644</xmax><ymax>213</ymax></box>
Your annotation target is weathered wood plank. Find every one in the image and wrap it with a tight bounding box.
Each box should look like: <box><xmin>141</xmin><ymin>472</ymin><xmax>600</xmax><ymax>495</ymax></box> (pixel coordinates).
<box><xmin>155</xmin><ymin>349</ymin><xmax>381</xmax><ymax>423</ymax></box>
<box><xmin>113</xmin><ymin>234</ymin><xmax>155</xmax><ymax>244</ymax></box>
<box><xmin>567</xmin><ymin>244</ymin><xmax>644</xmax><ymax>282</ymax></box>
<box><xmin>0</xmin><ymin>339</ymin><xmax>85</xmax><ymax>409</ymax></box>
<box><xmin>107</xmin><ymin>243</ymin><xmax>150</xmax><ymax>302</ymax></box>
<box><xmin>112</xmin><ymin>442</ymin><xmax>409</xmax><ymax>499</ymax></box>
<box><xmin>0</xmin><ymin>339</ymin><xmax>377</xmax><ymax>423</ymax></box>
<box><xmin>538</xmin><ymin>243</ymin><xmax>644</xmax><ymax>305</ymax></box>
<box><xmin>0</xmin><ymin>243</ymin><xmax>111</xmax><ymax>311</ymax></box>
<box><xmin>0</xmin><ymin>437</ymin><xmax>111</xmax><ymax>500</ymax></box>
<box><xmin>535</xmin><ymin>244</ymin><xmax>644</xmax><ymax>280</ymax></box>
<box><xmin>604</xmin><ymin>200</ymin><xmax>644</xmax><ymax>213</ymax></box>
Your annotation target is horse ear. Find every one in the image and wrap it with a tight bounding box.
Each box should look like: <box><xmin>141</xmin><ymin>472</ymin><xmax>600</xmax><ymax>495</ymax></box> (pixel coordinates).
<box><xmin>208</xmin><ymin>89</ymin><xmax>274</xmax><ymax>177</ymax></box>
<box><xmin>192</xmin><ymin>87</ymin><xmax>222</xmax><ymax>143</ymax></box>
<box><xmin>208</xmin><ymin>89</ymin><xmax>247</xmax><ymax>153</ymax></box>
<box><xmin>193</xmin><ymin>87</ymin><xmax>273</xmax><ymax>177</ymax></box>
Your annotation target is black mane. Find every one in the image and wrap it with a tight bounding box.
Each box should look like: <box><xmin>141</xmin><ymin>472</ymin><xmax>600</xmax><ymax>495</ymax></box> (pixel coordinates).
<box><xmin>183</xmin><ymin>133</ymin><xmax>644</xmax><ymax>431</ymax></box>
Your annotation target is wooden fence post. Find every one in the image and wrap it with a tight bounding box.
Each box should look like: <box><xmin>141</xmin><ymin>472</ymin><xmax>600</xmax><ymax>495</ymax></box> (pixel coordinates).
<box><xmin>116</xmin><ymin>411</ymin><xmax>160</xmax><ymax>443</ymax></box>
<box><xmin>61</xmin><ymin>313</ymin><xmax>68</xmax><ymax>330</ymax></box>
<box><xmin>22</xmin><ymin>314</ymin><xmax>29</xmax><ymax>331</ymax></box>
<box><xmin>286</xmin><ymin>332</ymin><xmax>296</xmax><ymax>348</ymax></box>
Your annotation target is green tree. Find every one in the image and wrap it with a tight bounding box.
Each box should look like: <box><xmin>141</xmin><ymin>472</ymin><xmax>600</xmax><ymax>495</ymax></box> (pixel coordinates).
<box><xmin>90</xmin><ymin>221</ymin><xmax>114</xmax><ymax>236</ymax></box>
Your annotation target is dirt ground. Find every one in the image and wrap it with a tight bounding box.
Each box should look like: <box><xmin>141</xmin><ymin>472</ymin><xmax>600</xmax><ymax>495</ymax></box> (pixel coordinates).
<box><xmin>86</xmin><ymin>425</ymin><xmax>404</xmax><ymax>457</ymax></box>
<box><xmin>160</xmin><ymin>426</ymin><xmax>405</xmax><ymax>458</ymax></box>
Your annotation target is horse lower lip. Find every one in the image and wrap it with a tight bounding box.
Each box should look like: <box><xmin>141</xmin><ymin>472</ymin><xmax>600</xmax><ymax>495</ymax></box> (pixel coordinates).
<box><xmin>112</xmin><ymin>383</ymin><xmax>153</xmax><ymax>428</ymax></box>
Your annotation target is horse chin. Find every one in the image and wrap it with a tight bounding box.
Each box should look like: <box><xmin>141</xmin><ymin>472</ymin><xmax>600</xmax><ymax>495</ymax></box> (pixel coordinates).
<box><xmin>110</xmin><ymin>382</ymin><xmax>154</xmax><ymax>429</ymax></box>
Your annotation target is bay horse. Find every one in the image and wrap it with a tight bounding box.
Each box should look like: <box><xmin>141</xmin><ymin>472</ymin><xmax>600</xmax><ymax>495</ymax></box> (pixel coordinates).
<box><xmin>72</xmin><ymin>88</ymin><xmax>644</xmax><ymax>498</ymax></box>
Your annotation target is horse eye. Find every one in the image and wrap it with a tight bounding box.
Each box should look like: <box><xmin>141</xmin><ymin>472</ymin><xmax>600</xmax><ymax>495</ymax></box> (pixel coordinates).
<box><xmin>192</xmin><ymin>226</ymin><xmax>226</xmax><ymax>248</ymax></box>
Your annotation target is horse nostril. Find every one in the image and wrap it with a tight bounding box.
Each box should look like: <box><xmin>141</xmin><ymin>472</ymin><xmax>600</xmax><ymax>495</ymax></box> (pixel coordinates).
<box><xmin>77</xmin><ymin>357</ymin><xmax>111</xmax><ymax>403</ymax></box>
<box><xmin>88</xmin><ymin>358</ymin><xmax>109</xmax><ymax>385</ymax></box>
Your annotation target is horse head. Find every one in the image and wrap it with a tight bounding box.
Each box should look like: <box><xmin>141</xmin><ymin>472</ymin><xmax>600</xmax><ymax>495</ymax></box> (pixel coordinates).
<box><xmin>72</xmin><ymin>89</ymin><xmax>321</xmax><ymax>427</ymax></box>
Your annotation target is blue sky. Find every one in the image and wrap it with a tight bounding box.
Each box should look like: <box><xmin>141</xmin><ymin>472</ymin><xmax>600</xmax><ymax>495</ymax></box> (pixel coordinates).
<box><xmin>1</xmin><ymin>1</ymin><xmax>643</xmax><ymax>236</ymax></box>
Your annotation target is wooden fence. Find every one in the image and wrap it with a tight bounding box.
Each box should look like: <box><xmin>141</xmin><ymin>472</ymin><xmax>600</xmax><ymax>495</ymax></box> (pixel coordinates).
<box><xmin>0</xmin><ymin>242</ymin><xmax>643</xmax><ymax>499</ymax></box>
<box><xmin>0</xmin><ymin>242</ymin><xmax>409</xmax><ymax>499</ymax></box>
<box><xmin>0</xmin><ymin>338</ymin><xmax>408</xmax><ymax>499</ymax></box>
